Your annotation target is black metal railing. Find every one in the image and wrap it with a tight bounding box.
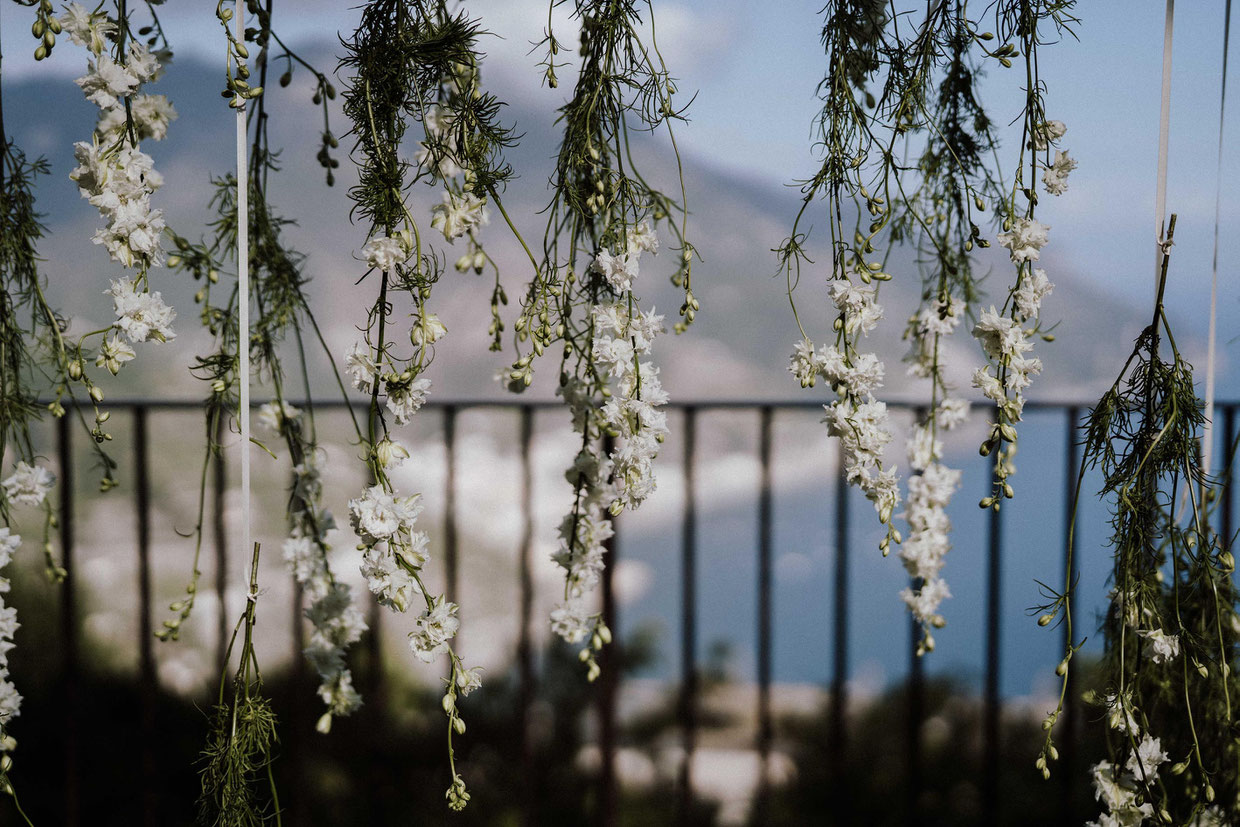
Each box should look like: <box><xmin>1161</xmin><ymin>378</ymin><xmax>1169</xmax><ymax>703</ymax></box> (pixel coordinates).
<box><xmin>33</xmin><ymin>398</ymin><xmax>1239</xmax><ymax>826</ymax></box>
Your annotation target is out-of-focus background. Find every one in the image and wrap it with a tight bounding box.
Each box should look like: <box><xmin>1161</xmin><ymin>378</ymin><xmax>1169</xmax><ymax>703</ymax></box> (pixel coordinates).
<box><xmin>1</xmin><ymin>1</ymin><xmax>1237</xmax><ymax>824</ymax></box>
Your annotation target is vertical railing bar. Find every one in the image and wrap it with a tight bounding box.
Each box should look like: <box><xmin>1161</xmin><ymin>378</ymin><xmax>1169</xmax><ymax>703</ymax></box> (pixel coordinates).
<box><xmin>517</xmin><ymin>407</ymin><xmax>536</xmax><ymax>827</ymax></box>
<box><xmin>829</xmin><ymin>434</ymin><xmax>850</xmax><ymax>801</ymax></box>
<box><xmin>134</xmin><ymin>406</ymin><xmax>157</xmax><ymax>827</ymax></box>
<box><xmin>754</xmin><ymin>406</ymin><xmax>774</xmax><ymax>825</ymax></box>
<box><xmin>366</xmin><ymin>406</ymin><xmax>384</xmax><ymax>712</ymax></box>
<box><xmin>288</xmin><ymin>560</ymin><xmax>306</xmax><ymax>826</ymax></box>
<box><xmin>1224</xmin><ymin>405</ymin><xmax>1235</xmax><ymax>545</ymax></box>
<box><xmin>57</xmin><ymin>412</ymin><xmax>80</xmax><ymax>827</ymax></box>
<box><xmin>982</xmin><ymin>408</ymin><xmax>1004</xmax><ymax>824</ymax></box>
<box><xmin>1061</xmin><ymin>406</ymin><xmax>1080</xmax><ymax>822</ymax></box>
<box><xmin>598</xmin><ymin>433</ymin><xmax>618</xmax><ymax>827</ymax></box>
<box><xmin>212</xmin><ymin>415</ymin><xmax>228</xmax><ymax>671</ymax></box>
<box><xmin>907</xmin><ymin>407</ymin><xmax>927</xmax><ymax>826</ymax></box>
<box><xmin>444</xmin><ymin>406</ymin><xmax>458</xmax><ymax>631</ymax></box>
<box><xmin>676</xmin><ymin>408</ymin><xmax>698</xmax><ymax>826</ymax></box>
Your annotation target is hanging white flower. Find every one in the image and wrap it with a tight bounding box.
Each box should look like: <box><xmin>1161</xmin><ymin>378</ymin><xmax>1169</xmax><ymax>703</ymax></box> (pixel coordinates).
<box><xmin>996</xmin><ymin>217</ymin><xmax>1050</xmax><ymax>263</ymax></box>
<box><xmin>95</xmin><ymin>335</ymin><xmax>136</xmax><ymax>375</ymax></box>
<box><xmin>362</xmin><ymin>234</ymin><xmax>411</xmax><ymax>271</ymax></box>
<box><xmin>430</xmin><ymin>190</ymin><xmax>488</xmax><ymax>241</ymax></box>
<box><xmin>409</xmin><ymin>597</ymin><xmax>460</xmax><ymax>663</ymax></box>
<box><xmin>2</xmin><ymin>462</ymin><xmax>56</xmax><ymax>508</ymax></box>
<box><xmin>106</xmin><ymin>277</ymin><xmax>176</xmax><ymax>343</ymax></box>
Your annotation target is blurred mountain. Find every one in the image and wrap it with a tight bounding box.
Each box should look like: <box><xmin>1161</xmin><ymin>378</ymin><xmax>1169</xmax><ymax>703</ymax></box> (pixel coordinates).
<box><xmin>4</xmin><ymin>45</ymin><xmax>1159</xmax><ymax>405</ymax></box>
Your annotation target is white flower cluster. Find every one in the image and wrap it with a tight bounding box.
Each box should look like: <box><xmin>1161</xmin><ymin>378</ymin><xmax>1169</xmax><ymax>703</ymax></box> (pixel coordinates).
<box><xmin>593</xmin><ymin>302</ymin><xmax>669</xmax><ymax>513</ymax></box>
<box><xmin>547</xmin><ymin>224</ymin><xmax>664</xmax><ymax>660</ymax></box>
<box><xmin>1087</xmin><ymin>732</ymin><xmax>1169</xmax><ymax>827</ymax></box>
<box><xmin>1034</xmin><ymin>120</ymin><xmax>1076</xmax><ymax>196</ymax></box>
<box><xmin>790</xmin><ymin>276</ymin><xmax>899</xmax><ymax>539</ymax></box>
<box><xmin>2</xmin><ymin>462</ymin><xmax>55</xmax><ymax>508</ymax></box>
<box><xmin>63</xmin><ymin>3</ymin><xmax>177</xmax><ymax>374</ymax></box>
<box><xmin>590</xmin><ymin>219</ymin><xmax>659</xmax><ymax>293</ymax></box>
<box><xmin>431</xmin><ymin>190</ymin><xmax>489</xmax><ymax>243</ymax></box>
<box><xmin>898</xmin><ymin>461</ymin><xmax>961</xmax><ymax>647</ymax></box>
<box><xmin>280</xmin><ymin>440</ymin><xmax>367</xmax><ymax>731</ymax></box>
<box><xmin>65</xmin><ymin>4</ymin><xmax>174</xmax><ymax>271</ymax></box>
<box><xmin>345</xmin><ymin>340</ymin><xmax>432</xmax><ymax>425</ymax></box>
<box><xmin>899</xmin><ymin>288</ymin><xmax>971</xmax><ymax>644</ymax></box>
<box><xmin>0</xmin><ymin>528</ymin><xmax>22</xmax><ymax>743</ymax></box>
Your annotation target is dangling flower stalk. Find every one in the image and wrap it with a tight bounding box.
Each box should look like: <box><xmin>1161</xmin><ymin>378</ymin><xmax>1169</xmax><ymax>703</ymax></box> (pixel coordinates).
<box><xmin>160</xmin><ymin>1</ymin><xmax>369</xmax><ymax>741</ymax></box>
<box><xmin>516</xmin><ymin>0</ymin><xmax>693</xmax><ymax>679</ymax></box>
<box><xmin>971</xmin><ymin>0</ymin><xmax>1077</xmax><ymax>510</ymax></box>
<box><xmin>197</xmin><ymin>542</ymin><xmax>283</xmax><ymax>826</ymax></box>
<box><xmin>1038</xmin><ymin>215</ymin><xmax>1240</xmax><ymax>823</ymax></box>
<box><xmin>0</xmin><ymin>2</ymin><xmax>178</xmax><ymax>810</ymax></box>
<box><xmin>890</xmin><ymin>1</ymin><xmax>1002</xmax><ymax>652</ymax></box>
<box><xmin>340</xmin><ymin>0</ymin><xmax>528</xmax><ymax>807</ymax></box>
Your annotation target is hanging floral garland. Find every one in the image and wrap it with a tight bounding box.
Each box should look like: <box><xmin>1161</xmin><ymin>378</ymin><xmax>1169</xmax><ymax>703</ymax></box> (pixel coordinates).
<box><xmin>783</xmin><ymin>0</ymin><xmax>1077</xmax><ymax>652</ymax></box>
<box><xmin>0</xmin><ymin>0</ymin><xmax>179</xmax><ymax>813</ymax></box>
<box><xmin>515</xmin><ymin>0</ymin><xmax>693</xmax><ymax>680</ymax></box>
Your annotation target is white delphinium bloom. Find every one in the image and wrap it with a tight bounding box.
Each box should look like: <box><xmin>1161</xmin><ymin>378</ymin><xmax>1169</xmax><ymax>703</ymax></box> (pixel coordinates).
<box><xmin>915</xmin><ymin>295</ymin><xmax>966</xmax><ymax>337</ymax></box>
<box><xmin>1033</xmin><ymin>119</ymin><xmax>1067</xmax><ymax>151</ymax></box>
<box><xmin>344</xmin><ymin>342</ymin><xmax>379</xmax><ymax>393</ymax></box>
<box><xmin>362</xmin><ymin>234</ymin><xmax>410</xmax><ymax>272</ymax></box>
<box><xmin>375</xmin><ymin>437</ymin><xmax>410</xmax><ymax>469</ymax></box>
<box><xmin>898</xmin><ymin>463</ymin><xmax>962</xmax><ymax>632</ymax></box>
<box><xmin>829</xmin><ymin>279</ymin><xmax>883</xmax><ymax>335</ymax></box>
<box><xmin>416</xmin><ymin>105</ymin><xmax>463</xmax><ymax>178</ymax></box>
<box><xmin>430</xmin><ymin>190</ymin><xmax>488</xmax><ymax>242</ymax></box>
<box><xmin>59</xmin><ymin>2</ymin><xmax>117</xmax><ymax>55</ymax></box>
<box><xmin>906</xmin><ymin>424</ymin><xmax>942</xmax><ymax>472</ymax></box>
<box><xmin>96</xmin><ymin>94</ymin><xmax>177</xmax><ymax>141</ymax></box>
<box><xmin>282</xmin><ymin>535</ymin><xmax>325</xmax><ymax>587</ymax></box>
<box><xmin>385</xmin><ymin>376</ymin><xmax>432</xmax><ymax>425</ymax></box>
<box><xmin>409</xmin><ymin>597</ymin><xmax>460</xmax><ymax>663</ymax></box>
<box><xmin>1042</xmin><ymin>149</ymin><xmax>1077</xmax><ymax>196</ymax></box>
<box><xmin>789</xmin><ymin>339</ymin><xmax>826</xmax><ymax>388</ymax></box>
<box><xmin>75</xmin><ymin>55</ymin><xmax>141</xmax><ymax>108</ymax></box>
<box><xmin>591</xmin><ymin>248</ymin><xmax>640</xmax><ymax>293</ymax></box>
<box><xmin>304</xmin><ymin>582</ymin><xmax>367</xmax><ymax>715</ymax></box>
<box><xmin>591</xmin><ymin>303</ymin><xmax>669</xmax><ymax>514</ymax></box>
<box><xmin>410</xmin><ymin>311</ymin><xmax>448</xmax><ymax>346</ymax></box>
<box><xmin>1125</xmin><ymin>733</ymin><xmax>1169</xmax><ymax>780</ymax></box>
<box><xmin>0</xmin><ymin>676</ymin><xmax>20</xmax><ymax>725</ymax></box>
<box><xmin>349</xmin><ymin>485</ymin><xmax>422</xmax><ymax>544</ymax></box>
<box><xmin>257</xmin><ymin>400</ymin><xmax>301</xmax><ymax>434</ymax></box>
<box><xmin>1088</xmin><ymin>761</ymin><xmax>1147</xmax><ymax>823</ymax></box>
<box><xmin>106</xmin><ymin>277</ymin><xmax>176</xmax><ymax>343</ymax></box>
<box><xmin>996</xmin><ymin>217</ymin><xmax>1050</xmax><ymax>263</ymax></box>
<box><xmin>1104</xmin><ymin>690</ymin><xmax>1139</xmax><ymax>735</ymax></box>
<box><xmin>937</xmin><ymin>398</ymin><xmax>969</xmax><ymax>430</ymax></box>
<box><xmin>625</xmin><ymin>219</ymin><xmax>659</xmax><ymax>255</ymax></box>
<box><xmin>360</xmin><ymin>544</ymin><xmax>421</xmax><ymax>613</ymax></box>
<box><xmin>1014</xmin><ymin>269</ymin><xmax>1054</xmax><ymax>320</ymax></box>
<box><xmin>93</xmin><ymin>196</ymin><xmax>166</xmax><ymax>267</ymax></box>
<box><xmin>973</xmin><ymin>306</ymin><xmax>1029</xmax><ymax>360</ymax></box>
<box><xmin>1137</xmin><ymin>628</ymin><xmax>1180</xmax><ymax>663</ymax></box>
<box><xmin>456</xmin><ymin>667</ymin><xmax>483</xmax><ymax>697</ymax></box>
<box><xmin>550</xmin><ymin>601</ymin><xmax>594</xmax><ymax>644</ymax></box>
<box><xmin>2</xmin><ymin>462</ymin><xmax>55</xmax><ymax>507</ymax></box>
<box><xmin>95</xmin><ymin>335</ymin><xmax>136</xmax><ymax>375</ymax></box>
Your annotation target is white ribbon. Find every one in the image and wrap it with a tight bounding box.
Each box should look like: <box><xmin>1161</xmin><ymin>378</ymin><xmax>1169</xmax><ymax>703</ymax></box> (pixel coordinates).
<box><xmin>236</xmin><ymin>1</ymin><xmax>251</xmax><ymax>560</ymax></box>
<box><xmin>1154</xmin><ymin>0</ymin><xmax>1174</xmax><ymax>283</ymax></box>
<box><xmin>1203</xmin><ymin>0</ymin><xmax>1232</xmax><ymax>477</ymax></box>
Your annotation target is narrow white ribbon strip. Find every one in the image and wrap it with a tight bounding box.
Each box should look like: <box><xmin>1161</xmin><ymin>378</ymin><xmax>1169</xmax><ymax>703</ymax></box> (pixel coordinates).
<box><xmin>1203</xmin><ymin>0</ymin><xmax>1232</xmax><ymax>477</ymax></box>
<box><xmin>1154</xmin><ymin>0</ymin><xmax>1174</xmax><ymax>283</ymax></box>
<box><xmin>236</xmin><ymin>1</ymin><xmax>251</xmax><ymax>562</ymax></box>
